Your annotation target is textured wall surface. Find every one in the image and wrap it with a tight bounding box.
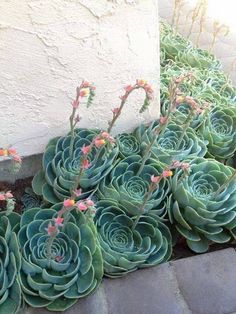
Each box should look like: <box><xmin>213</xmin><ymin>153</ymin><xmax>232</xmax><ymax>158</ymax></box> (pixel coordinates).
<box><xmin>158</xmin><ymin>0</ymin><xmax>236</xmax><ymax>84</ymax></box>
<box><xmin>0</xmin><ymin>0</ymin><xmax>159</xmax><ymax>157</ymax></box>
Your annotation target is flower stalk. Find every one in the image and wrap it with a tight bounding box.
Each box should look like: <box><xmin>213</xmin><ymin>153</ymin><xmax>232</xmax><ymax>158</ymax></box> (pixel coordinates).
<box><xmin>107</xmin><ymin>80</ymin><xmax>154</xmax><ymax>134</ymax></box>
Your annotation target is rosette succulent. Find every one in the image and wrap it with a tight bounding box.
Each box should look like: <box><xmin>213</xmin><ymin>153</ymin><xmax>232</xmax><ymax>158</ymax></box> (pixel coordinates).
<box><xmin>134</xmin><ymin>121</ymin><xmax>207</xmax><ymax>165</ymax></box>
<box><xmin>32</xmin><ymin>128</ymin><xmax>119</xmax><ymax>204</ymax></box>
<box><xmin>95</xmin><ymin>200</ymin><xmax>172</xmax><ymax>277</ymax></box>
<box><xmin>18</xmin><ymin>206</ymin><xmax>103</xmax><ymax>311</ymax></box>
<box><xmin>97</xmin><ymin>155</ymin><xmax>170</xmax><ymax>217</ymax></box>
<box><xmin>0</xmin><ymin>212</ymin><xmax>21</xmax><ymax>314</ymax></box>
<box><xmin>198</xmin><ymin>105</ymin><xmax>236</xmax><ymax>160</ymax></box>
<box><xmin>116</xmin><ymin>133</ymin><xmax>141</xmax><ymax>158</ymax></box>
<box><xmin>168</xmin><ymin>157</ymin><xmax>236</xmax><ymax>253</ymax></box>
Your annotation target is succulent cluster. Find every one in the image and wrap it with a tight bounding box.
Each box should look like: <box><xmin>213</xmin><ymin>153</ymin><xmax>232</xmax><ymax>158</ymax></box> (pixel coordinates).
<box><xmin>1</xmin><ymin>20</ymin><xmax>235</xmax><ymax>314</ymax></box>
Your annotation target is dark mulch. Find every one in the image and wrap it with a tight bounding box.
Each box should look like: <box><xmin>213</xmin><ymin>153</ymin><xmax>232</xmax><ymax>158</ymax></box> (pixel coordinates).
<box><xmin>0</xmin><ymin>176</ymin><xmax>236</xmax><ymax>260</ymax></box>
<box><xmin>0</xmin><ymin>177</ymin><xmax>33</xmax><ymax>214</ymax></box>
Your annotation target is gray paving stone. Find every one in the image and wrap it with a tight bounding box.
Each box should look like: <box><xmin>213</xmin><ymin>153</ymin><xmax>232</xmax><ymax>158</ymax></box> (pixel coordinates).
<box><xmin>103</xmin><ymin>263</ymin><xmax>191</xmax><ymax>314</ymax></box>
<box><xmin>172</xmin><ymin>248</ymin><xmax>236</xmax><ymax>314</ymax></box>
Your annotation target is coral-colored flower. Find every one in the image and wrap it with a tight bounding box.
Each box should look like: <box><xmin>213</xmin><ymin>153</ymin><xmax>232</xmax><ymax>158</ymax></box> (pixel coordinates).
<box><xmin>112</xmin><ymin>107</ymin><xmax>121</xmax><ymax>115</ymax></box>
<box><xmin>82</xmin><ymin>159</ymin><xmax>90</xmax><ymax>169</ymax></box>
<box><xmin>162</xmin><ymin>170</ymin><xmax>173</xmax><ymax>178</ymax></box>
<box><xmin>8</xmin><ymin>148</ymin><xmax>17</xmax><ymax>155</ymax></box>
<box><xmin>136</xmin><ymin>79</ymin><xmax>147</xmax><ymax>86</ymax></box>
<box><xmin>63</xmin><ymin>199</ymin><xmax>75</xmax><ymax>207</ymax></box>
<box><xmin>81</xmin><ymin>145</ymin><xmax>91</xmax><ymax>155</ymax></box>
<box><xmin>76</xmin><ymin>201</ymin><xmax>87</xmax><ymax>211</ymax></box>
<box><xmin>101</xmin><ymin>132</ymin><xmax>110</xmax><ymax>139</ymax></box>
<box><xmin>151</xmin><ymin>175</ymin><xmax>161</xmax><ymax>183</ymax></box>
<box><xmin>79</xmin><ymin>88</ymin><xmax>90</xmax><ymax>97</ymax></box>
<box><xmin>0</xmin><ymin>194</ymin><xmax>6</xmax><ymax>201</ymax></box>
<box><xmin>159</xmin><ymin>116</ymin><xmax>168</xmax><ymax>125</ymax></box>
<box><xmin>86</xmin><ymin>199</ymin><xmax>95</xmax><ymax>207</ymax></box>
<box><xmin>0</xmin><ymin>149</ymin><xmax>8</xmax><ymax>157</ymax></box>
<box><xmin>124</xmin><ymin>85</ymin><xmax>133</xmax><ymax>92</ymax></box>
<box><xmin>46</xmin><ymin>222</ymin><xmax>58</xmax><ymax>236</ymax></box>
<box><xmin>95</xmin><ymin>138</ymin><xmax>106</xmax><ymax>148</ymax></box>
<box><xmin>54</xmin><ymin>216</ymin><xmax>64</xmax><ymax>227</ymax></box>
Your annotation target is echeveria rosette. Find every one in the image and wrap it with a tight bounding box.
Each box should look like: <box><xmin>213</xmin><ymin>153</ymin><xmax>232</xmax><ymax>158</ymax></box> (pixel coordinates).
<box><xmin>134</xmin><ymin>121</ymin><xmax>207</xmax><ymax>166</ymax></box>
<box><xmin>32</xmin><ymin>128</ymin><xmax>119</xmax><ymax>204</ymax></box>
<box><xmin>0</xmin><ymin>212</ymin><xmax>22</xmax><ymax>314</ymax></box>
<box><xmin>168</xmin><ymin>158</ymin><xmax>236</xmax><ymax>253</ymax></box>
<box><xmin>198</xmin><ymin>105</ymin><xmax>236</xmax><ymax>160</ymax></box>
<box><xmin>97</xmin><ymin>155</ymin><xmax>170</xmax><ymax>217</ymax></box>
<box><xmin>116</xmin><ymin>133</ymin><xmax>141</xmax><ymax>159</ymax></box>
<box><xmin>94</xmin><ymin>200</ymin><xmax>172</xmax><ymax>278</ymax></box>
<box><xmin>176</xmin><ymin>48</ymin><xmax>221</xmax><ymax>70</ymax></box>
<box><xmin>18</xmin><ymin>206</ymin><xmax>103</xmax><ymax>312</ymax></box>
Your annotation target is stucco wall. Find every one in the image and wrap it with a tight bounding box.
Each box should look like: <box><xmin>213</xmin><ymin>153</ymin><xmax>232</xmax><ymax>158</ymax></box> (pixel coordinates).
<box><xmin>158</xmin><ymin>0</ymin><xmax>236</xmax><ymax>84</ymax></box>
<box><xmin>0</xmin><ymin>0</ymin><xmax>159</xmax><ymax>157</ymax></box>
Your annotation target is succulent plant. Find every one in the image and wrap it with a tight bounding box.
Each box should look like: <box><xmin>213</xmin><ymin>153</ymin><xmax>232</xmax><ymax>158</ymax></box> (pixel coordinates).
<box><xmin>32</xmin><ymin>128</ymin><xmax>119</xmax><ymax>204</ymax></box>
<box><xmin>168</xmin><ymin>157</ymin><xmax>236</xmax><ymax>253</ymax></box>
<box><xmin>116</xmin><ymin>133</ymin><xmax>141</xmax><ymax>159</ymax></box>
<box><xmin>21</xmin><ymin>187</ymin><xmax>42</xmax><ymax>210</ymax></box>
<box><xmin>198</xmin><ymin>105</ymin><xmax>236</xmax><ymax>160</ymax></box>
<box><xmin>95</xmin><ymin>199</ymin><xmax>172</xmax><ymax>277</ymax></box>
<box><xmin>0</xmin><ymin>212</ymin><xmax>22</xmax><ymax>314</ymax></box>
<box><xmin>97</xmin><ymin>155</ymin><xmax>170</xmax><ymax>217</ymax></box>
<box><xmin>134</xmin><ymin>120</ymin><xmax>207</xmax><ymax>166</ymax></box>
<box><xmin>18</xmin><ymin>206</ymin><xmax>103</xmax><ymax>312</ymax></box>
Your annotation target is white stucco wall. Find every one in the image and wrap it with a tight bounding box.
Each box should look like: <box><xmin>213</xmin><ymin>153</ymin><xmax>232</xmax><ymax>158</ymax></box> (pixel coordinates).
<box><xmin>0</xmin><ymin>0</ymin><xmax>159</xmax><ymax>157</ymax></box>
<box><xmin>158</xmin><ymin>0</ymin><xmax>236</xmax><ymax>84</ymax></box>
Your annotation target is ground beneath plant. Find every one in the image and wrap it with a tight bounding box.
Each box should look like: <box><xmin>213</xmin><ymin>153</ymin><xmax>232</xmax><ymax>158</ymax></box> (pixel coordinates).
<box><xmin>1</xmin><ymin>177</ymin><xmax>236</xmax><ymax>260</ymax></box>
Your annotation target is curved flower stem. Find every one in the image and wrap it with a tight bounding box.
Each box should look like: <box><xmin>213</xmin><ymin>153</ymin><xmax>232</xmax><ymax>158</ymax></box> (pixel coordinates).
<box><xmin>213</xmin><ymin>170</ymin><xmax>236</xmax><ymax>198</ymax></box>
<box><xmin>137</xmin><ymin>129</ymin><xmax>161</xmax><ymax>176</ymax></box>
<box><xmin>46</xmin><ymin>233</ymin><xmax>57</xmax><ymax>260</ymax></box>
<box><xmin>69</xmin><ymin>108</ymin><xmax>77</xmax><ymax>158</ymax></box>
<box><xmin>175</xmin><ymin>110</ymin><xmax>193</xmax><ymax>150</ymax></box>
<box><xmin>132</xmin><ymin>184</ymin><xmax>155</xmax><ymax>231</ymax></box>
<box><xmin>107</xmin><ymin>82</ymin><xmax>153</xmax><ymax>134</ymax></box>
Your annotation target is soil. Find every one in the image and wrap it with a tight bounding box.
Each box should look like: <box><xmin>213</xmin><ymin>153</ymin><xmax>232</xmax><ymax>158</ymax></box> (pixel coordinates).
<box><xmin>0</xmin><ymin>177</ymin><xmax>33</xmax><ymax>214</ymax></box>
<box><xmin>0</xmin><ymin>176</ymin><xmax>236</xmax><ymax>260</ymax></box>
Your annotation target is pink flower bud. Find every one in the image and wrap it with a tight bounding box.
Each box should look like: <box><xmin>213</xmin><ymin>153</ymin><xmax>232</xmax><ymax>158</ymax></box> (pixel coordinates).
<box><xmin>124</xmin><ymin>85</ymin><xmax>133</xmax><ymax>92</ymax></box>
<box><xmin>72</xmin><ymin>100</ymin><xmax>79</xmax><ymax>108</ymax></box>
<box><xmin>46</xmin><ymin>223</ymin><xmax>58</xmax><ymax>236</ymax></box>
<box><xmin>76</xmin><ymin>201</ymin><xmax>88</xmax><ymax>211</ymax></box>
<box><xmin>159</xmin><ymin>116</ymin><xmax>168</xmax><ymax>125</ymax></box>
<box><xmin>73</xmin><ymin>188</ymin><xmax>82</xmax><ymax>197</ymax></box>
<box><xmin>86</xmin><ymin>199</ymin><xmax>95</xmax><ymax>207</ymax></box>
<box><xmin>54</xmin><ymin>216</ymin><xmax>64</xmax><ymax>227</ymax></box>
<box><xmin>13</xmin><ymin>155</ymin><xmax>22</xmax><ymax>163</ymax></box>
<box><xmin>82</xmin><ymin>159</ymin><xmax>90</xmax><ymax>169</ymax></box>
<box><xmin>8</xmin><ymin>148</ymin><xmax>17</xmax><ymax>155</ymax></box>
<box><xmin>151</xmin><ymin>175</ymin><xmax>160</xmax><ymax>183</ymax></box>
<box><xmin>81</xmin><ymin>80</ymin><xmax>91</xmax><ymax>88</ymax></box>
<box><xmin>5</xmin><ymin>191</ymin><xmax>13</xmax><ymax>198</ymax></box>
<box><xmin>81</xmin><ymin>145</ymin><xmax>91</xmax><ymax>155</ymax></box>
<box><xmin>112</xmin><ymin>107</ymin><xmax>121</xmax><ymax>115</ymax></box>
<box><xmin>0</xmin><ymin>194</ymin><xmax>6</xmax><ymax>201</ymax></box>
